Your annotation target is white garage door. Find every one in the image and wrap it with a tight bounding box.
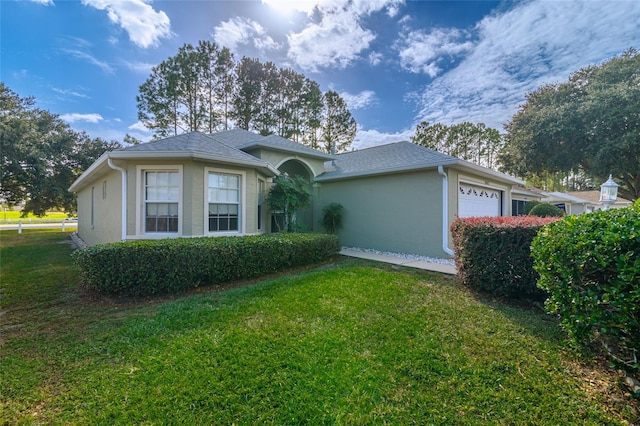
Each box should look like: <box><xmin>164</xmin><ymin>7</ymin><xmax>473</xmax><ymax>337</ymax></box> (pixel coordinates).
<box><xmin>458</xmin><ymin>184</ymin><xmax>501</xmax><ymax>218</ymax></box>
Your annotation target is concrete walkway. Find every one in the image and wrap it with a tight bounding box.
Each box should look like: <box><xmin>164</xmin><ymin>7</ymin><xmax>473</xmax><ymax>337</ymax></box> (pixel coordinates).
<box><xmin>340</xmin><ymin>248</ymin><xmax>457</xmax><ymax>275</ymax></box>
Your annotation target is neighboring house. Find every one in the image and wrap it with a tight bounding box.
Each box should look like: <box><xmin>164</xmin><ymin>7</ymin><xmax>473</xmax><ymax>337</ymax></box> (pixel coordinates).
<box><xmin>540</xmin><ymin>190</ymin><xmax>632</xmax><ymax>214</ymax></box>
<box><xmin>565</xmin><ymin>190</ymin><xmax>632</xmax><ymax>211</ymax></box>
<box><xmin>69</xmin><ymin>129</ymin><xmax>523</xmax><ymax>258</ymax></box>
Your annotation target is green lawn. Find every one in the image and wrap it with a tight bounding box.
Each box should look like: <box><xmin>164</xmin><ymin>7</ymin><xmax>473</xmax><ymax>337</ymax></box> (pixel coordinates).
<box><xmin>0</xmin><ymin>210</ymin><xmax>71</xmax><ymax>224</ymax></box>
<box><xmin>1</xmin><ymin>230</ymin><xmax>637</xmax><ymax>424</ymax></box>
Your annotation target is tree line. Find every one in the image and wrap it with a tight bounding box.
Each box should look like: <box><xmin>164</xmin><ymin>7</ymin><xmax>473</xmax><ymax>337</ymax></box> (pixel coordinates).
<box><xmin>411</xmin><ymin>121</ymin><xmax>504</xmax><ymax>169</ymax></box>
<box><xmin>0</xmin><ymin>83</ymin><xmax>122</xmax><ymax>216</ymax></box>
<box><xmin>3</xmin><ymin>47</ymin><xmax>637</xmax><ymax>217</ymax></box>
<box><xmin>137</xmin><ymin>41</ymin><xmax>356</xmax><ymax>154</ymax></box>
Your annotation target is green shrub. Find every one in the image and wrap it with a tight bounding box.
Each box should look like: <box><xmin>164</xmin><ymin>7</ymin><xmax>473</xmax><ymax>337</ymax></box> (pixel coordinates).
<box><xmin>532</xmin><ymin>205</ymin><xmax>640</xmax><ymax>371</ymax></box>
<box><xmin>529</xmin><ymin>203</ymin><xmax>564</xmax><ymax>217</ymax></box>
<box><xmin>73</xmin><ymin>233</ymin><xmax>340</xmax><ymax>297</ymax></box>
<box><xmin>451</xmin><ymin>216</ymin><xmax>559</xmax><ymax>299</ymax></box>
<box><xmin>321</xmin><ymin>203</ymin><xmax>344</xmax><ymax>234</ymax></box>
<box><xmin>523</xmin><ymin>200</ymin><xmax>542</xmax><ymax>215</ymax></box>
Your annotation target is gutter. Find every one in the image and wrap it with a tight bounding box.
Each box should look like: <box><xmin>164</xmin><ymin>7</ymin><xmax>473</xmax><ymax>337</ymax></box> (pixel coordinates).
<box><xmin>438</xmin><ymin>165</ymin><xmax>455</xmax><ymax>257</ymax></box>
<box><xmin>107</xmin><ymin>158</ymin><xmax>127</xmax><ymax>241</ymax></box>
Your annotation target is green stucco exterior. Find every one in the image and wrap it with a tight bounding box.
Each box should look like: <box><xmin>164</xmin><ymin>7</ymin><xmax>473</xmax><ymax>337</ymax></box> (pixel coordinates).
<box><xmin>314</xmin><ymin>169</ymin><xmax>447</xmax><ymax>258</ymax></box>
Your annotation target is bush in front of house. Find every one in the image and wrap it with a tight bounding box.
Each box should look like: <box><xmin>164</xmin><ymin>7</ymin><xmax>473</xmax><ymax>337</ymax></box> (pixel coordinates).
<box><xmin>523</xmin><ymin>200</ymin><xmax>542</xmax><ymax>215</ymax></box>
<box><xmin>532</xmin><ymin>205</ymin><xmax>640</xmax><ymax>371</ymax></box>
<box><xmin>73</xmin><ymin>233</ymin><xmax>341</xmax><ymax>297</ymax></box>
<box><xmin>529</xmin><ymin>202</ymin><xmax>564</xmax><ymax>217</ymax></box>
<box><xmin>451</xmin><ymin>216</ymin><xmax>559</xmax><ymax>300</ymax></box>
<box><xmin>321</xmin><ymin>202</ymin><xmax>344</xmax><ymax>234</ymax></box>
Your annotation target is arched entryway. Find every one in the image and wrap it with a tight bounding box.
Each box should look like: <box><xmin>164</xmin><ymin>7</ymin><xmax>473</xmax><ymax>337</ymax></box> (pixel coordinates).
<box><xmin>273</xmin><ymin>159</ymin><xmax>314</xmax><ymax>232</ymax></box>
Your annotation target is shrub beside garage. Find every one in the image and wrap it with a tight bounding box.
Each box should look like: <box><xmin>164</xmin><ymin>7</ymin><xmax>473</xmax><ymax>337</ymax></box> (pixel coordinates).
<box><xmin>451</xmin><ymin>216</ymin><xmax>559</xmax><ymax>300</ymax></box>
<box><xmin>532</xmin><ymin>204</ymin><xmax>640</xmax><ymax>371</ymax></box>
<box><xmin>73</xmin><ymin>233</ymin><xmax>340</xmax><ymax>297</ymax></box>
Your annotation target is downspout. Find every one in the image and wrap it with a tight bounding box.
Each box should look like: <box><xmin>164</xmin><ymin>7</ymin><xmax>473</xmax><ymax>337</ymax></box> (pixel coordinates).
<box><xmin>437</xmin><ymin>165</ymin><xmax>455</xmax><ymax>256</ymax></box>
<box><xmin>107</xmin><ymin>158</ymin><xmax>127</xmax><ymax>241</ymax></box>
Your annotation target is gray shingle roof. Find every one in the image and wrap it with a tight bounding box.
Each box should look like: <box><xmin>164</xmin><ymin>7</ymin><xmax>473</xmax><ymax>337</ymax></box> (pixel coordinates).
<box><xmin>116</xmin><ymin>131</ymin><xmax>275</xmax><ymax>171</ymax></box>
<box><xmin>316</xmin><ymin>141</ymin><xmax>459</xmax><ymax>181</ymax></box>
<box><xmin>212</xmin><ymin>128</ymin><xmax>334</xmax><ymax>160</ymax></box>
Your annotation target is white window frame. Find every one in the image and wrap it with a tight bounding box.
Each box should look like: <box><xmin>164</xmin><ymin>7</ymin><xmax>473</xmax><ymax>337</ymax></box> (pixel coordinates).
<box><xmin>205</xmin><ymin>167</ymin><xmax>246</xmax><ymax>236</ymax></box>
<box><xmin>136</xmin><ymin>165</ymin><xmax>183</xmax><ymax>238</ymax></box>
<box><xmin>257</xmin><ymin>178</ymin><xmax>266</xmax><ymax>232</ymax></box>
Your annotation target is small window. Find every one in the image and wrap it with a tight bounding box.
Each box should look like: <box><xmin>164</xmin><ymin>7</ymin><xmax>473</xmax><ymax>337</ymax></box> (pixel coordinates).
<box><xmin>257</xmin><ymin>179</ymin><xmax>265</xmax><ymax>231</ymax></box>
<box><xmin>208</xmin><ymin>172</ymin><xmax>240</xmax><ymax>232</ymax></box>
<box><xmin>90</xmin><ymin>186</ymin><xmax>95</xmax><ymax>229</ymax></box>
<box><xmin>102</xmin><ymin>180</ymin><xmax>107</xmax><ymax>200</ymax></box>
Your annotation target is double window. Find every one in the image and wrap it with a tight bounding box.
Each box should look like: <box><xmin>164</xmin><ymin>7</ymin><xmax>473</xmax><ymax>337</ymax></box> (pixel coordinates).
<box><xmin>144</xmin><ymin>170</ymin><xmax>179</xmax><ymax>233</ymax></box>
<box><xmin>208</xmin><ymin>171</ymin><xmax>241</xmax><ymax>232</ymax></box>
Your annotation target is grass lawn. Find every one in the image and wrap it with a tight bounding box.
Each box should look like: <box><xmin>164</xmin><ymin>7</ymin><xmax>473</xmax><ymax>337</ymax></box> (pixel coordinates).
<box><xmin>1</xmin><ymin>230</ymin><xmax>638</xmax><ymax>424</ymax></box>
<box><xmin>0</xmin><ymin>211</ymin><xmax>71</xmax><ymax>224</ymax></box>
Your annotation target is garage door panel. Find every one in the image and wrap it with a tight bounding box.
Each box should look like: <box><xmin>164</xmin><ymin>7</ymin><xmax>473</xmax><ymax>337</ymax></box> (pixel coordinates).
<box><xmin>458</xmin><ymin>184</ymin><xmax>501</xmax><ymax>218</ymax></box>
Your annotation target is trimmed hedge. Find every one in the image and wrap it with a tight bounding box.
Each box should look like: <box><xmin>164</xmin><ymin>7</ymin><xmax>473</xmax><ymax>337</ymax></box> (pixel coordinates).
<box><xmin>529</xmin><ymin>203</ymin><xmax>564</xmax><ymax>217</ymax></box>
<box><xmin>73</xmin><ymin>233</ymin><xmax>340</xmax><ymax>297</ymax></box>
<box><xmin>532</xmin><ymin>205</ymin><xmax>640</xmax><ymax>370</ymax></box>
<box><xmin>451</xmin><ymin>216</ymin><xmax>559</xmax><ymax>299</ymax></box>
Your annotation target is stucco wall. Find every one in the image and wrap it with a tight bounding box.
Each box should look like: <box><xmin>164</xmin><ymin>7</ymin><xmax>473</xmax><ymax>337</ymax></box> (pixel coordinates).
<box><xmin>112</xmin><ymin>158</ymin><xmax>269</xmax><ymax>242</ymax></box>
<box><xmin>315</xmin><ymin>170</ymin><xmax>447</xmax><ymax>258</ymax></box>
<box><xmin>76</xmin><ymin>169</ymin><xmax>123</xmax><ymax>246</ymax></box>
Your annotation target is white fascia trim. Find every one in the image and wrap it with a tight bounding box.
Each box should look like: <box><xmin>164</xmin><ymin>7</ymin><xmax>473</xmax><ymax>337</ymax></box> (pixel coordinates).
<box><xmin>110</xmin><ymin>150</ymin><xmax>279</xmax><ymax>176</ymax></box>
<box><xmin>69</xmin><ymin>152</ymin><xmax>110</xmax><ymax>192</ymax></box>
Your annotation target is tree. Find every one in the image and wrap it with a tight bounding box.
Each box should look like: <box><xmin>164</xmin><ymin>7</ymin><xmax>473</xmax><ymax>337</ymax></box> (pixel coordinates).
<box><xmin>319</xmin><ymin>90</ymin><xmax>356</xmax><ymax>154</ymax></box>
<box><xmin>0</xmin><ymin>83</ymin><xmax>121</xmax><ymax>216</ymax></box>
<box><xmin>267</xmin><ymin>174</ymin><xmax>311</xmax><ymax>232</ymax></box>
<box><xmin>412</xmin><ymin>121</ymin><xmax>504</xmax><ymax>169</ymax></box>
<box><xmin>135</xmin><ymin>41</ymin><xmax>358</xmax><ymax>150</ymax></box>
<box><xmin>500</xmin><ymin>49</ymin><xmax>640</xmax><ymax>200</ymax></box>
<box><xmin>137</xmin><ymin>41</ymin><xmax>236</xmax><ymax>138</ymax></box>
<box><xmin>231</xmin><ymin>57</ymin><xmax>263</xmax><ymax>131</ymax></box>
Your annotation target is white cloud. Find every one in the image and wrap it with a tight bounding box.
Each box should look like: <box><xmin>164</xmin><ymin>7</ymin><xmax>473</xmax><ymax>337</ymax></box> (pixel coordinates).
<box><xmin>60</xmin><ymin>113</ymin><xmax>104</xmax><ymax>124</ymax></box>
<box><xmin>261</xmin><ymin>0</ymin><xmax>318</xmax><ymax>15</ymax></box>
<box><xmin>128</xmin><ymin>120</ymin><xmax>151</xmax><ymax>133</ymax></box>
<box><xmin>397</xmin><ymin>28</ymin><xmax>474</xmax><ymax>77</ymax></box>
<box><xmin>353</xmin><ymin>127</ymin><xmax>413</xmax><ymax>150</ymax></box>
<box><xmin>29</xmin><ymin>0</ymin><xmax>54</xmax><ymax>5</ymax></box>
<box><xmin>287</xmin><ymin>10</ymin><xmax>375</xmax><ymax>71</ymax></box>
<box><xmin>213</xmin><ymin>17</ymin><xmax>281</xmax><ymax>53</ymax></box>
<box><xmin>61</xmin><ymin>49</ymin><xmax>115</xmax><ymax>73</ymax></box>
<box><xmin>414</xmin><ymin>0</ymin><xmax>640</xmax><ymax>130</ymax></box>
<box><xmin>340</xmin><ymin>90</ymin><xmax>377</xmax><ymax>110</ymax></box>
<box><xmin>368</xmin><ymin>51</ymin><xmax>383</xmax><ymax>66</ymax></box>
<box><xmin>122</xmin><ymin>60</ymin><xmax>155</xmax><ymax>73</ymax></box>
<box><xmin>51</xmin><ymin>87</ymin><xmax>89</xmax><ymax>99</ymax></box>
<box><xmin>81</xmin><ymin>0</ymin><xmax>171</xmax><ymax>48</ymax></box>
<box><xmin>286</xmin><ymin>0</ymin><xmax>402</xmax><ymax>71</ymax></box>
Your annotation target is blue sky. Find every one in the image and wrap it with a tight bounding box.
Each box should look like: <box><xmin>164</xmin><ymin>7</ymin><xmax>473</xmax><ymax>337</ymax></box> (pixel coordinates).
<box><xmin>2</xmin><ymin>0</ymin><xmax>639</xmax><ymax>149</ymax></box>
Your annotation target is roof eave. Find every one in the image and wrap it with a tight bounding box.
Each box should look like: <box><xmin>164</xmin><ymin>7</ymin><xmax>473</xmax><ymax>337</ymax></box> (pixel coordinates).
<box><xmin>68</xmin><ymin>152</ymin><xmax>110</xmax><ymax>192</ymax></box>
<box><xmin>315</xmin><ymin>160</ymin><xmax>459</xmax><ymax>182</ymax></box>
<box><xmin>240</xmin><ymin>142</ymin><xmax>335</xmax><ymax>160</ymax></box>
<box><xmin>69</xmin><ymin>149</ymin><xmax>279</xmax><ymax>193</ymax></box>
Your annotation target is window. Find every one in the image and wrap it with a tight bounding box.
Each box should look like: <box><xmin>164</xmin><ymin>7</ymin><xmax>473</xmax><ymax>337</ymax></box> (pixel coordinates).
<box><xmin>512</xmin><ymin>199</ymin><xmax>526</xmax><ymax>216</ymax></box>
<box><xmin>144</xmin><ymin>170</ymin><xmax>179</xmax><ymax>233</ymax></box>
<box><xmin>90</xmin><ymin>186</ymin><xmax>95</xmax><ymax>229</ymax></box>
<box><xmin>208</xmin><ymin>172</ymin><xmax>240</xmax><ymax>232</ymax></box>
<box><xmin>102</xmin><ymin>180</ymin><xmax>107</xmax><ymax>200</ymax></box>
<box><xmin>257</xmin><ymin>179</ymin><xmax>265</xmax><ymax>231</ymax></box>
